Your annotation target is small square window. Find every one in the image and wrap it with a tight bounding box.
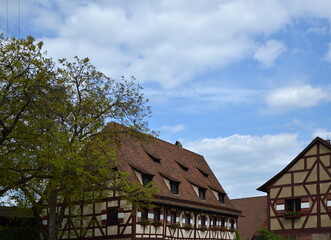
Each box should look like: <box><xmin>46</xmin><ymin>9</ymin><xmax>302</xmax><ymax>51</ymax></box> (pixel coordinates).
<box><xmin>170</xmin><ymin>181</ymin><xmax>180</xmax><ymax>194</ymax></box>
<box><xmin>285</xmin><ymin>198</ymin><xmax>301</xmax><ymax>212</ymax></box>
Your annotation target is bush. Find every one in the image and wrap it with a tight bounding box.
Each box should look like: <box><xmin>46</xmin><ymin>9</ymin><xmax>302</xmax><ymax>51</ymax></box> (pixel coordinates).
<box><xmin>254</xmin><ymin>227</ymin><xmax>286</xmax><ymax>240</ymax></box>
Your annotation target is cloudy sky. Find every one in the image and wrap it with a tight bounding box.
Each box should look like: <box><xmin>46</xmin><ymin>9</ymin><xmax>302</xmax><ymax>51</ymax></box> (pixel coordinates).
<box><xmin>2</xmin><ymin>0</ymin><xmax>331</xmax><ymax>199</ymax></box>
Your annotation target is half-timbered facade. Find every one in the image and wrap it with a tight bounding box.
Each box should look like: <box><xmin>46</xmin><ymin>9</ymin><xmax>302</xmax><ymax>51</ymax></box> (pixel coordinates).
<box><xmin>46</xmin><ymin>122</ymin><xmax>241</xmax><ymax>240</ymax></box>
<box><xmin>257</xmin><ymin>137</ymin><xmax>331</xmax><ymax>240</ymax></box>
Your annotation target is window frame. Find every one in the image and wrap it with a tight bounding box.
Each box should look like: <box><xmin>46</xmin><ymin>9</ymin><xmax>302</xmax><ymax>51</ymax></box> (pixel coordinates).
<box><xmin>141</xmin><ymin>208</ymin><xmax>148</xmax><ymax>221</ymax></box>
<box><xmin>107</xmin><ymin>207</ymin><xmax>118</xmax><ymax>226</ymax></box>
<box><xmin>154</xmin><ymin>208</ymin><xmax>161</xmax><ymax>221</ymax></box>
<box><xmin>199</xmin><ymin>188</ymin><xmax>206</xmax><ymax>200</ymax></box>
<box><xmin>285</xmin><ymin>198</ymin><xmax>301</xmax><ymax>212</ymax></box>
<box><xmin>170</xmin><ymin>181</ymin><xmax>180</xmax><ymax>194</ymax></box>
<box><xmin>218</xmin><ymin>193</ymin><xmax>225</xmax><ymax>204</ymax></box>
<box><xmin>200</xmin><ymin>215</ymin><xmax>206</xmax><ymax>227</ymax></box>
<box><xmin>142</xmin><ymin>174</ymin><xmax>153</xmax><ymax>187</ymax></box>
<box><xmin>184</xmin><ymin>214</ymin><xmax>191</xmax><ymax>227</ymax></box>
<box><xmin>170</xmin><ymin>212</ymin><xmax>176</xmax><ymax>224</ymax></box>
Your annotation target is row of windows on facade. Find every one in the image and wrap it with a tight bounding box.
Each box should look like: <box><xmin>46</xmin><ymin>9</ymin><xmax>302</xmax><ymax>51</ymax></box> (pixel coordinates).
<box><xmin>142</xmin><ymin>174</ymin><xmax>225</xmax><ymax>204</ymax></box>
<box><xmin>106</xmin><ymin>208</ymin><xmax>235</xmax><ymax>228</ymax></box>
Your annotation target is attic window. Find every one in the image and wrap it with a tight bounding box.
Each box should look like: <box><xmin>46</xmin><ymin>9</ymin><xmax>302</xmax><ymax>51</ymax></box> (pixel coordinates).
<box><xmin>142</xmin><ymin>174</ymin><xmax>153</xmax><ymax>187</ymax></box>
<box><xmin>145</xmin><ymin>151</ymin><xmax>161</xmax><ymax>163</ymax></box>
<box><xmin>170</xmin><ymin>181</ymin><xmax>180</xmax><ymax>194</ymax></box>
<box><xmin>218</xmin><ymin>193</ymin><xmax>225</xmax><ymax>204</ymax></box>
<box><xmin>199</xmin><ymin>188</ymin><xmax>206</xmax><ymax>200</ymax></box>
<box><xmin>177</xmin><ymin>162</ymin><xmax>189</xmax><ymax>171</ymax></box>
<box><xmin>198</xmin><ymin>168</ymin><xmax>209</xmax><ymax>177</ymax></box>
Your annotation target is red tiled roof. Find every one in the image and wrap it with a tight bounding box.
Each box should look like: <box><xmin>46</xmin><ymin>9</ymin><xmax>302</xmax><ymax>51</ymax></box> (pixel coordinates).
<box><xmin>232</xmin><ymin>196</ymin><xmax>268</xmax><ymax>240</ymax></box>
<box><xmin>104</xmin><ymin>122</ymin><xmax>241</xmax><ymax>216</ymax></box>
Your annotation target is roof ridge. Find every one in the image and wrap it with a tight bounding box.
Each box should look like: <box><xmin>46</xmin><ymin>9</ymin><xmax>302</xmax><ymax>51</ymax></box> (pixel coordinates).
<box><xmin>232</xmin><ymin>195</ymin><xmax>267</xmax><ymax>200</ymax></box>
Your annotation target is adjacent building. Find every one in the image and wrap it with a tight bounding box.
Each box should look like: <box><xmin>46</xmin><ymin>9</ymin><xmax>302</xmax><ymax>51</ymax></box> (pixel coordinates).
<box><xmin>257</xmin><ymin>137</ymin><xmax>331</xmax><ymax>240</ymax></box>
<box><xmin>54</xmin><ymin>122</ymin><xmax>241</xmax><ymax>240</ymax></box>
<box><xmin>232</xmin><ymin>196</ymin><xmax>267</xmax><ymax>240</ymax></box>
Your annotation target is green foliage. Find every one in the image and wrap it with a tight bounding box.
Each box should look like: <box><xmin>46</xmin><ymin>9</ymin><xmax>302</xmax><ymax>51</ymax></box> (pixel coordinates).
<box><xmin>0</xmin><ymin>35</ymin><xmax>154</xmax><ymax>240</ymax></box>
<box><xmin>255</xmin><ymin>227</ymin><xmax>286</xmax><ymax>240</ymax></box>
<box><xmin>234</xmin><ymin>229</ymin><xmax>242</xmax><ymax>240</ymax></box>
<box><xmin>0</xmin><ymin>226</ymin><xmax>40</xmax><ymax>240</ymax></box>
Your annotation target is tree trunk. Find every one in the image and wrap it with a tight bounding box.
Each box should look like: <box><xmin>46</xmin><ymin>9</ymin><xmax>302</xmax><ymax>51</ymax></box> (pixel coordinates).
<box><xmin>49</xmin><ymin>191</ymin><xmax>58</xmax><ymax>240</ymax></box>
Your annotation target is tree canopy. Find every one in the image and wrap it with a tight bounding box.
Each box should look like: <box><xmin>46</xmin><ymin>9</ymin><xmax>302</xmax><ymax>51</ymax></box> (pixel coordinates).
<box><xmin>0</xmin><ymin>35</ymin><xmax>155</xmax><ymax>240</ymax></box>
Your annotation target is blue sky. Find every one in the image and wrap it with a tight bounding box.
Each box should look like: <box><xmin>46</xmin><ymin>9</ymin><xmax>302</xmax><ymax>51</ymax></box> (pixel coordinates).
<box><xmin>1</xmin><ymin>0</ymin><xmax>331</xmax><ymax>199</ymax></box>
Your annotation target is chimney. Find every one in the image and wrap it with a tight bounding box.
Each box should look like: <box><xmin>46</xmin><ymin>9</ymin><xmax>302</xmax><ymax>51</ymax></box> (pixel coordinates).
<box><xmin>175</xmin><ymin>141</ymin><xmax>183</xmax><ymax>148</ymax></box>
<box><xmin>324</xmin><ymin>139</ymin><xmax>330</xmax><ymax>145</ymax></box>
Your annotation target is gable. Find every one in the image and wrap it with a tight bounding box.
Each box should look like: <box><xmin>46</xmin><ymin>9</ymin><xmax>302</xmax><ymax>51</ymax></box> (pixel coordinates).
<box><xmin>257</xmin><ymin>137</ymin><xmax>331</xmax><ymax>192</ymax></box>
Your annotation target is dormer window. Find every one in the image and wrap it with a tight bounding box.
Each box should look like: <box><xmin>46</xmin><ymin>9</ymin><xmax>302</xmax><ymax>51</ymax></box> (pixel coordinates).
<box><xmin>142</xmin><ymin>174</ymin><xmax>153</xmax><ymax>186</ymax></box>
<box><xmin>145</xmin><ymin>151</ymin><xmax>161</xmax><ymax>163</ymax></box>
<box><xmin>177</xmin><ymin>162</ymin><xmax>189</xmax><ymax>171</ymax></box>
<box><xmin>170</xmin><ymin>181</ymin><xmax>180</xmax><ymax>194</ymax></box>
<box><xmin>218</xmin><ymin>193</ymin><xmax>225</xmax><ymax>204</ymax></box>
<box><xmin>199</xmin><ymin>188</ymin><xmax>206</xmax><ymax>200</ymax></box>
<box><xmin>198</xmin><ymin>168</ymin><xmax>209</xmax><ymax>177</ymax></box>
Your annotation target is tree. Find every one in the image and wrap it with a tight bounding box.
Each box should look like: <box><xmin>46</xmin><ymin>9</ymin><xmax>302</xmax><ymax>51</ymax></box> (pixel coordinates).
<box><xmin>0</xmin><ymin>35</ymin><xmax>155</xmax><ymax>240</ymax></box>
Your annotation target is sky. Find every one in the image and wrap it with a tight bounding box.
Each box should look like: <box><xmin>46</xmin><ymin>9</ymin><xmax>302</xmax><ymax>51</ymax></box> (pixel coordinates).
<box><xmin>1</xmin><ymin>0</ymin><xmax>331</xmax><ymax>199</ymax></box>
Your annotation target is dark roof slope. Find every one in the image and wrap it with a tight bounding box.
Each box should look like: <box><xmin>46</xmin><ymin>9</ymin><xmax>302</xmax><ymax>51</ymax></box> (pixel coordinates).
<box><xmin>257</xmin><ymin>137</ymin><xmax>331</xmax><ymax>192</ymax></box>
<box><xmin>232</xmin><ymin>196</ymin><xmax>267</xmax><ymax>240</ymax></box>
<box><xmin>105</xmin><ymin>122</ymin><xmax>241</xmax><ymax>216</ymax></box>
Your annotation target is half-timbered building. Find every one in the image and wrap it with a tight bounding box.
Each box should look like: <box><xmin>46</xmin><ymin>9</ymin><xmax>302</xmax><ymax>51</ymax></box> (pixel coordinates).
<box><xmin>257</xmin><ymin>137</ymin><xmax>331</xmax><ymax>240</ymax></box>
<box><xmin>50</xmin><ymin>122</ymin><xmax>241</xmax><ymax>240</ymax></box>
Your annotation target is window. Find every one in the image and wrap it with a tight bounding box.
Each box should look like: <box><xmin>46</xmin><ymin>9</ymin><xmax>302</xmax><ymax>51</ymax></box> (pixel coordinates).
<box><xmin>141</xmin><ymin>208</ymin><xmax>148</xmax><ymax>220</ymax></box>
<box><xmin>154</xmin><ymin>209</ymin><xmax>160</xmax><ymax>221</ymax></box>
<box><xmin>221</xmin><ymin>217</ymin><xmax>225</xmax><ymax>227</ymax></box>
<box><xmin>170</xmin><ymin>181</ymin><xmax>180</xmax><ymax>194</ymax></box>
<box><xmin>219</xmin><ymin>193</ymin><xmax>225</xmax><ymax>204</ymax></box>
<box><xmin>198</xmin><ymin>168</ymin><xmax>209</xmax><ymax>177</ymax></box>
<box><xmin>201</xmin><ymin>216</ymin><xmax>206</xmax><ymax>227</ymax></box>
<box><xmin>177</xmin><ymin>162</ymin><xmax>189</xmax><ymax>171</ymax></box>
<box><xmin>199</xmin><ymin>188</ymin><xmax>206</xmax><ymax>200</ymax></box>
<box><xmin>146</xmin><ymin>151</ymin><xmax>161</xmax><ymax>163</ymax></box>
<box><xmin>230</xmin><ymin>219</ymin><xmax>235</xmax><ymax>228</ymax></box>
<box><xmin>212</xmin><ymin>217</ymin><xmax>217</xmax><ymax>226</ymax></box>
<box><xmin>285</xmin><ymin>198</ymin><xmax>301</xmax><ymax>212</ymax></box>
<box><xmin>170</xmin><ymin>212</ymin><xmax>176</xmax><ymax>224</ymax></box>
<box><xmin>107</xmin><ymin>208</ymin><xmax>118</xmax><ymax>225</ymax></box>
<box><xmin>185</xmin><ymin>214</ymin><xmax>191</xmax><ymax>226</ymax></box>
<box><xmin>142</xmin><ymin>174</ymin><xmax>153</xmax><ymax>186</ymax></box>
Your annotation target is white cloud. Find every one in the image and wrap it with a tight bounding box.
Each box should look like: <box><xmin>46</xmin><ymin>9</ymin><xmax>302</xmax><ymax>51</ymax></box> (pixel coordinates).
<box><xmin>253</xmin><ymin>40</ymin><xmax>287</xmax><ymax>68</ymax></box>
<box><xmin>160</xmin><ymin>124</ymin><xmax>186</xmax><ymax>133</ymax></box>
<box><xmin>312</xmin><ymin>128</ymin><xmax>331</xmax><ymax>140</ymax></box>
<box><xmin>183</xmin><ymin>133</ymin><xmax>302</xmax><ymax>198</ymax></box>
<box><xmin>264</xmin><ymin>85</ymin><xmax>331</xmax><ymax>114</ymax></box>
<box><xmin>30</xmin><ymin>0</ymin><xmax>292</xmax><ymax>88</ymax></box>
<box><xmin>5</xmin><ymin>0</ymin><xmax>331</xmax><ymax>88</ymax></box>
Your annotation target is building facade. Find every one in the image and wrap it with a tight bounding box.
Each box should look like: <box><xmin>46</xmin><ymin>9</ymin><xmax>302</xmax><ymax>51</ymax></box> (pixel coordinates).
<box><xmin>258</xmin><ymin>137</ymin><xmax>331</xmax><ymax>240</ymax></box>
<box><xmin>46</xmin><ymin>123</ymin><xmax>241</xmax><ymax>240</ymax></box>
